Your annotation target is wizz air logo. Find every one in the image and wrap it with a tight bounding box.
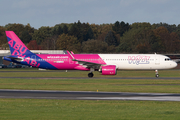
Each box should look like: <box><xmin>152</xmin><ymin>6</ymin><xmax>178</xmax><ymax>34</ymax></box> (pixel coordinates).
<box><xmin>8</xmin><ymin>39</ymin><xmax>40</xmax><ymax>67</ymax></box>
<box><xmin>128</xmin><ymin>55</ymin><xmax>150</xmax><ymax>65</ymax></box>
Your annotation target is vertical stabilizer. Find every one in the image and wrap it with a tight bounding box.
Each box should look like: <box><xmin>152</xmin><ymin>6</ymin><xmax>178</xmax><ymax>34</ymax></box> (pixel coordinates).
<box><xmin>5</xmin><ymin>31</ymin><xmax>34</xmax><ymax>56</ymax></box>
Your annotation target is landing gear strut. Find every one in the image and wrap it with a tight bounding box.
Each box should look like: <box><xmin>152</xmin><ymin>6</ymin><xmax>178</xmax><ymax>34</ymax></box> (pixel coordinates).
<box><xmin>88</xmin><ymin>72</ymin><xmax>94</xmax><ymax>78</ymax></box>
<box><xmin>155</xmin><ymin>70</ymin><xmax>159</xmax><ymax>78</ymax></box>
<box><xmin>88</xmin><ymin>68</ymin><xmax>94</xmax><ymax>78</ymax></box>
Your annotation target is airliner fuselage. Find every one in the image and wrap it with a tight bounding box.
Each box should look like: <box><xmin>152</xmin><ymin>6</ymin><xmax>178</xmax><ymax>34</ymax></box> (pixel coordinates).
<box><xmin>4</xmin><ymin>31</ymin><xmax>177</xmax><ymax>78</ymax></box>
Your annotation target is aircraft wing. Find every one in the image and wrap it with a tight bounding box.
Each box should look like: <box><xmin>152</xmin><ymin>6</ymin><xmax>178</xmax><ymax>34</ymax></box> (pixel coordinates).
<box><xmin>72</xmin><ymin>59</ymin><xmax>102</xmax><ymax>68</ymax></box>
<box><xmin>67</xmin><ymin>50</ymin><xmax>104</xmax><ymax>69</ymax></box>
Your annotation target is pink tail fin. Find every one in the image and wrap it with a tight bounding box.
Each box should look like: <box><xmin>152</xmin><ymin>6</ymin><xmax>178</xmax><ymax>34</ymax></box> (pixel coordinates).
<box><xmin>5</xmin><ymin>31</ymin><xmax>33</xmax><ymax>56</ymax></box>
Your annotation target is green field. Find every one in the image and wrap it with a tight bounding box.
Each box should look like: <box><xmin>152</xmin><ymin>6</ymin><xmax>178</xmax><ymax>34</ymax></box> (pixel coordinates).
<box><xmin>0</xmin><ymin>69</ymin><xmax>180</xmax><ymax>93</ymax></box>
<box><xmin>0</xmin><ymin>99</ymin><xmax>180</xmax><ymax>120</ymax></box>
<box><xmin>1</xmin><ymin>78</ymin><xmax>180</xmax><ymax>93</ymax></box>
<box><xmin>0</xmin><ymin>68</ymin><xmax>180</xmax><ymax>77</ymax></box>
<box><xmin>0</xmin><ymin>69</ymin><xmax>180</xmax><ymax>120</ymax></box>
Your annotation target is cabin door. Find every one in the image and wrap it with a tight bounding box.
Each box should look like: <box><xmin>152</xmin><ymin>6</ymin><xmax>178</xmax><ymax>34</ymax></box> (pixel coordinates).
<box><xmin>31</xmin><ymin>55</ymin><xmax>36</xmax><ymax>61</ymax></box>
<box><xmin>155</xmin><ymin>54</ymin><xmax>160</xmax><ymax>65</ymax></box>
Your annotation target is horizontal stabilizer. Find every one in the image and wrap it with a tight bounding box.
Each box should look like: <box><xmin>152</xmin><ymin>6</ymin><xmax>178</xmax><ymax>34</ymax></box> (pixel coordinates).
<box><xmin>5</xmin><ymin>55</ymin><xmax>24</xmax><ymax>62</ymax></box>
<box><xmin>173</xmin><ymin>59</ymin><xmax>180</xmax><ymax>63</ymax></box>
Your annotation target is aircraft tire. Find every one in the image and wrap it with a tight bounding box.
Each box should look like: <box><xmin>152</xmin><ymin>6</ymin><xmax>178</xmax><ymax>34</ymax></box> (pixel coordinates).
<box><xmin>88</xmin><ymin>72</ymin><xmax>94</xmax><ymax>78</ymax></box>
<box><xmin>155</xmin><ymin>74</ymin><xmax>159</xmax><ymax>78</ymax></box>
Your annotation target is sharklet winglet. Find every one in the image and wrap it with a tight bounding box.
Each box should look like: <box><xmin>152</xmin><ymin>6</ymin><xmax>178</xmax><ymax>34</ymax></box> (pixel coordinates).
<box><xmin>67</xmin><ymin>50</ymin><xmax>75</xmax><ymax>60</ymax></box>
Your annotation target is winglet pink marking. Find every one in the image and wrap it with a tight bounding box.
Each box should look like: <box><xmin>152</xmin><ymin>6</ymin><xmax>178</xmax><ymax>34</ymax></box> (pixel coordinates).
<box><xmin>67</xmin><ymin>50</ymin><xmax>75</xmax><ymax>59</ymax></box>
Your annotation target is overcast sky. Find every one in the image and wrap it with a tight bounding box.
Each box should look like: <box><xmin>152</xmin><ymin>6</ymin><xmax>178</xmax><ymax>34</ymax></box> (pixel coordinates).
<box><xmin>0</xmin><ymin>0</ymin><xmax>180</xmax><ymax>29</ymax></box>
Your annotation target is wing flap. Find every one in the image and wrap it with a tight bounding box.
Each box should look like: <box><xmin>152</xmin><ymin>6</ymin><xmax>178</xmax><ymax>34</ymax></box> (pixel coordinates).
<box><xmin>72</xmin><ymin>59</ymin><xmax>102</xmax><ymax>68</ymax></box>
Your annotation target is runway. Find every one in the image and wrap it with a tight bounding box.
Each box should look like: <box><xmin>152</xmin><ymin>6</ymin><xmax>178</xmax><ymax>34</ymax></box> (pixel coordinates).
<box><xmin>0</xmin><ymin>89</ymin><xmax>180</xmax><ymax>101</ymax></box>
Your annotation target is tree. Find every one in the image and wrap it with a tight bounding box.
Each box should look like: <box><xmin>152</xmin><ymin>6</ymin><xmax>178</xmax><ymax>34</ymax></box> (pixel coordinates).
<box><xmin>117</xmin><ymin>23</ymin><xmax>157</xmax><ymax>53</ymax></box>
<box><xmin>153</xmin><ymin>26</ymin><xmax>170</xmax><ymax>53</ymax></box>
<box><xmin>176</xmin><ymin>24</ymin><xmax>180</xmax><ymax>38</ymax></box>
<box><xmin>97</xmin><ymin>31</ymin><xmax>109</xmax><ymax>41</ymax></box>
<box><xmin>6</xmin><ymin>23</ymin><xmax>24</xmax><ymax>35</ymax></box>
<box><xmin>69</xmin><ymin>21</ymin><xmax>95</xmax><ymax>43</ymax></box>
<box><xmin>169</xmin><ymin>32</ymin><xmax>180</xmax><ymax>53</ymax></box>
<box><xmin>104</xmin><ymin>31</ymin><xmax>118</xmax><ymax>46</ymax></box>
<box><xmin>32</xmin><ymin>26</ymin><xmax>52</xmax><ymax>45</ymax></box>
<box><xmin>20</xmin><ymin>30</ymin><xmax>32</xmax><ymax>43</ymax></box>
<box><xmin>136</xmin><ymin>43</ymin><xmax>149</xmax><ymax>53</ymax></box>
<box><xmin>5</xmin><ymin>23</ymin><xmax>34</xmax><ymax>43</ymax></box>
<box><xmin>62</xmin><ymin>24</ymin><xmax>68</xmax><ymax>34</ymax></box>
<box><xmin>107</xmin><ymin>45</ymin><xmax>117</xmax><ymax>53</ymax></box>
<box><xmin>83</xmin><ymin>26</ymin><xmax>94</xmax><ymax>41</ymax></box>
<box><xmin>130</xmin><ymin>23</ymin><xmax>160</xmax><ymax>53</ymax></box>
<box><xmin>51</xmin><ymin>25</ymin><xmax>63</xmax><ymax>35</ymax></box>
<box><xmin>24</xmin><ymin>23</ymin><xmax>35</xmax><ymax>34</ymax></box>
<box><xmin>56</xmin><ymin>33</ymin><xmax>81</xmax><ymax>52</ymax></box>
<box><xmin>90</xmin><ymin>24</ymin><xmax>99</xmax><ymax>39</ymax></box>
<box><xmin>27</xmin><ymin>40</ymin><xmax>41</xmax><ymax>50</ymax></box>
<box><xmin>112</xmin><ymin>21</ymin><xmax>130</xmax><ymax>36</ymax></box>
<box><xmin>154</xmin><ymin>22</ymin><xmax>177</xmax><ymax>33</ymax></box>
<box><xmin>82</xmin><ymin>39</ymin><xmax>108</xmax><ymax>53</ymax></box>
<box><xmin>69</xmin><ymin>22</ymin><xmax>83</xmax><ymax>43</ymax></box>
<box><xmin>112</xmin><ymin>21</ymin><xmax>120</xmax><ymax>33</ymax></box>
<box><xmin>0</xmin><ymin>26</ymin><xmax>7</xmax><ymax>48</ymax></box>
<box><xmin>40</xmin><ymin>35</ymin><xmax>59</xmax><ymax>50</ymax></box>
<box><xmin>131</xmin><ymin>22</ymin><xmax>152</xmax><ymax>29</ymax></box>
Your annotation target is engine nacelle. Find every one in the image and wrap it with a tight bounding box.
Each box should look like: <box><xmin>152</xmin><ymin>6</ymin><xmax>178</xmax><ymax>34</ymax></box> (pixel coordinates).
<box><xmin>101</xmin><ymin>65</ymin><xmax>117</xmax><ymax>75</ymax></box>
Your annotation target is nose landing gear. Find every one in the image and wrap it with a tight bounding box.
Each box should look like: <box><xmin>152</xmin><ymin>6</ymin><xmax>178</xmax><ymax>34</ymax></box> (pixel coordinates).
<box><xmin>155</xmin><ymin>70</ymin><xmax>159</xmax><ymax>78</ymax></box>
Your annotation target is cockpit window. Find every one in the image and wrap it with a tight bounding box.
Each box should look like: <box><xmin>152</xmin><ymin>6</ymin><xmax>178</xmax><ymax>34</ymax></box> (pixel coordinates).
<box><xmin>165</xmin><ymin>58</ymin><xmax>171</xmax><ymax>61</ymax></box>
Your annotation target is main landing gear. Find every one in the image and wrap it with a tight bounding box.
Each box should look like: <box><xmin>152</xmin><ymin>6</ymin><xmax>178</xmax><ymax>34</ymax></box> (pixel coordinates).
<box><xmin>88</xmin><ymin>68</ymin><xmax>94</xmax><ymax>78</ymax></box>
<box><xmin>88</xmin><ymin>72</ymin><xmax>94</xmax><ymax>78</ymax></box>
<box><xmin>155</xmin><ymin>69</ymin><xmax>159</xmax><ymax>78</ymax></box>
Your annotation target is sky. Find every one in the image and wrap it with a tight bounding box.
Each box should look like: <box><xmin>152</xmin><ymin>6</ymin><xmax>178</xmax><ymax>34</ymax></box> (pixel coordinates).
<box><xmin>0</xmin><ymin>0</ymin><xmax>180</xmax><ymax>29</ymax></box>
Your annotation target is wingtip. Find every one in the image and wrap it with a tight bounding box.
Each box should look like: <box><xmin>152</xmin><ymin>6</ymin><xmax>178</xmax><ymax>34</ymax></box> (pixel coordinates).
<box><xmin>67</xmin><ymin>50</ymin><xmax>75</xmax><ymax>59</ymax></box>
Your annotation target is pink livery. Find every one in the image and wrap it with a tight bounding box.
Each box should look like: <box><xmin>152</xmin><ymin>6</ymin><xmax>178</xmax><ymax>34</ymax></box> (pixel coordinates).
<box><xmin>4</xmin><ymin>31</ymin><xmax>177</xmax><ymax>78</ymax></box>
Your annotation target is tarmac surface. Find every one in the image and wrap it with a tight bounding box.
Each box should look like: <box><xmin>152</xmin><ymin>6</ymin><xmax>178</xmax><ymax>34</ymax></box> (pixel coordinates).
<box><xmin>0</xmin><ymin>89</ymin><xmax>180</xmax><ymax>101</ymax></box>
<box><xmin>1</xmin><ymin>70</ymin><xmax>180</xmax><ymax>101</ymax></box>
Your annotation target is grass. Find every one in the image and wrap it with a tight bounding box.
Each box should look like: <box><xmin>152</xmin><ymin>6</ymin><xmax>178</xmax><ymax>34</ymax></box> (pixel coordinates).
<box><xmin>0</xmin><ymin>69</ymin><xmax>180</xmax><ymax>93</ymax></box>
<box><xmin>0</xmin><ymin>99</ymin><xmax>180</xmax><ymax>120</ymax></box>
<box><xmin>0</xmin><ymin>68</ymin><xmax>180</xmax><ymax>77</ymax></box>
<box><xmin>0</xmin><ymin>78</ymin><xmax>180</xmax><ymax>93</ymax></box>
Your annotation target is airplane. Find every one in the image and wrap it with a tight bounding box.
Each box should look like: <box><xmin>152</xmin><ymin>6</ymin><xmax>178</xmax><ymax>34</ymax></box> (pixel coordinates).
<box><xmin>3</xmin><ymin>31</ymin><xmax>177</xmax><ymax>78</ymax></box>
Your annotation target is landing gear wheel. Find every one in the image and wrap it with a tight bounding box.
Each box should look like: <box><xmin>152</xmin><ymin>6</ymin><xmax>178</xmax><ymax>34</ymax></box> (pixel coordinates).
<box><xmin>155</xmin><ymin>70</ymin><xmax>159</xmax><ymax>78</ymax></box>
<box><xmin>88</xmin><ymin>72</ymin><xmax>94</xmax><ymax>78</ymax></box>
<box><xmin>155</xmin><ymin>74</ymin><xmax>159</xmax><ymax>78</ymax></box>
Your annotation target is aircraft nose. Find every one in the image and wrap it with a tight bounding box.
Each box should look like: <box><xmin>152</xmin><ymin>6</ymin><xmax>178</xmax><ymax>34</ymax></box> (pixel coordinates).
<box><xmin>171</xmin><ymin>61</ymin><xmax>177</xmax><ymax>68</ymax></box>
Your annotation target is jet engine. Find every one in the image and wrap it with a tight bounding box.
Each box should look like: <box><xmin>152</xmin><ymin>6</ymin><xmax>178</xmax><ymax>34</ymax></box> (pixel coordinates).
<box><xmin>101</xmin><ymin>65</ymin><xmax>117</xmax><ymax>75</ymax></box>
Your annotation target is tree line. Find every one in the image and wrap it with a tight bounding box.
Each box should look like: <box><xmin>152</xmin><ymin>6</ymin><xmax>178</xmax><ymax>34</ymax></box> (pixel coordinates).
<box><xmin>0</xmin><ymin>21</ymin><xmax>180</xmax><ymax>54</ymax></box>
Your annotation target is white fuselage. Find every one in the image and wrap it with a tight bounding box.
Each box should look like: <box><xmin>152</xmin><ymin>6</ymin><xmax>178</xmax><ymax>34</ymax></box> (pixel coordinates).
<box><xmin>99</xmin><ymin>54</ymin><xmax>177</xmax><ymax>70</ymax></box>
